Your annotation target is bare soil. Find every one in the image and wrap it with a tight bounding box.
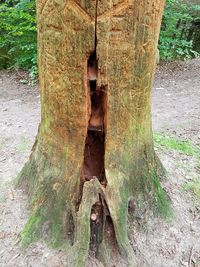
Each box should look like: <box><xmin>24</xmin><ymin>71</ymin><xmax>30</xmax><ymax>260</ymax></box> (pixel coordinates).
<box><xmin>0</xmin><ymin>58</ymin><xmax>200</xmax><ymax>267</ymax></box>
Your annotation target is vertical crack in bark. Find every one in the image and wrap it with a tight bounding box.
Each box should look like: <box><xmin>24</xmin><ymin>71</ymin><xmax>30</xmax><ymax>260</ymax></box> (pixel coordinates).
<box><xmin>76</xmin><ymin>0</ymin><xmax>117</xmax><ymax>258</ymax></box>
<box><xmin>82</xmin><ymin>49</ymin><xmax>109</xmax><ymax>257</ymax></box>
<box><xmin>76</xmin><ymin>0</ymin><xmax>105</xmax><ymax>210</ymax></box>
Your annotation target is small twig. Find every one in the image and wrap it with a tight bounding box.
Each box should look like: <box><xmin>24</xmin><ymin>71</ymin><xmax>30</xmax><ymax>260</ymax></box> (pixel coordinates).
<box><xmin>189</xmin><ymin>246</ymin><xmax>194</xmax><ymax>267</ymax></box>
<box><xmin>16</xmin><ymin>70</ymin><xmax>25</xmax><ymax>80</ymax></box>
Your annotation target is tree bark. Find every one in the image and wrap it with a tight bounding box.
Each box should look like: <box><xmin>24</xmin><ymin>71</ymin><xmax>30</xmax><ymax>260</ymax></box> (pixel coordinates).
<box><xmin>17</xmin><ymin>0</ymin><xmax>170</xmax><ymax>266</ymax></box>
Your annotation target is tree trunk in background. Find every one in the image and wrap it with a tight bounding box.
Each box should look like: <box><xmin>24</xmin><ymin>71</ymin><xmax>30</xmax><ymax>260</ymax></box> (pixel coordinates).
<box><xmin>17</xmin><ymin>0</ymin><xmax>170</xmax><ymax>266</ymax></box>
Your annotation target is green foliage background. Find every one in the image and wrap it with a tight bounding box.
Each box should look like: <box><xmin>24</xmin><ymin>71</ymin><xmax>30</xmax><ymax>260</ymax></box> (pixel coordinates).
<box><xmin>0</xmin><ymin>0</ymin><xmax>37</xmax><ymax>76</ymax></box>
<box><xmin>159</xmin><ymin>0</ymin><xmax>200</xmax><ymax>60</ymax></box>
<box><xmin>0</xmin><ymin>0</ymin><xmax>199</xmax><ymax>74</ymax></box>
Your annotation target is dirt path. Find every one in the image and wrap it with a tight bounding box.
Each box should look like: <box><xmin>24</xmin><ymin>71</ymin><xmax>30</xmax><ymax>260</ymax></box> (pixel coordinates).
<box><xmin>135</xmin><ymin>59</ymin><xmax>200</xmax><ymax>267</ymax></box>
<box><xmin>0</xmin><ymin>59</ymin><xmax>200</xmax><ymax>267</ymax></box>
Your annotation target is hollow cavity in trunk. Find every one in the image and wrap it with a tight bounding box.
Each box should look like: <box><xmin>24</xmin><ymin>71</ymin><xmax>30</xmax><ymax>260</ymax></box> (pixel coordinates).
<box><xmin>83</xmin><ymin>52</ymin><xmax>107</xmax><ymax>186</ymax></box>
<box><xmin>80</xmin><ymin>51</ymin><xmax>113</xmax><ymax>255</ymax></box>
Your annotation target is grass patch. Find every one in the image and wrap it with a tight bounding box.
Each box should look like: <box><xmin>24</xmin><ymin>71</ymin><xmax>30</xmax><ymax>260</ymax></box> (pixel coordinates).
<box><xmin>155</xmin><ymin>133</ymin><xmax>200</xmax><ymax>200</ymax></box>
<box><xmin>182</xmin><ymin>177</ymin><xmax>200</xmax><ymax>199</ymax></box>
<box><xmin>154</xmin><ymin>133</ymin><xmax>200</xmax><ymax>159</ymax></box>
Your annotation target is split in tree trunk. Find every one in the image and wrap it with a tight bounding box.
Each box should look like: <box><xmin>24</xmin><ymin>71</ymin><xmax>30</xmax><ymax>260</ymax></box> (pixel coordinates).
<box><xmin>17</xmin><ymin>1</ymin><xmax>171</xmax><ymax>266</ymax></box>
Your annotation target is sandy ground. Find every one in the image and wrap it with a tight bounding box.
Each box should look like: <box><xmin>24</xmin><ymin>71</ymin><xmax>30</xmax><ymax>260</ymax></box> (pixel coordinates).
<box><xmin>0</xmin><ymin>58</ymin><xmax>200</xmax><ymax>267</ymax></box>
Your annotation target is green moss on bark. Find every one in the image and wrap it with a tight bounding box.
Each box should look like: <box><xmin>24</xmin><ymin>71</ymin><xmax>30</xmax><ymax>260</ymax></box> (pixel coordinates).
<box><xmin>20</xmin><ymin>208</ymin><xmax>45</xmax><ymax>247</ymax></box>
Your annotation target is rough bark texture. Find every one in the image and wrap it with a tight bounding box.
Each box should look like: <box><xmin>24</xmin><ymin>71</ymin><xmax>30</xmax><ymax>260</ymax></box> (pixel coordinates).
<box><xmin>17</xmin><ymin>1</ymin><xmax>170</xmax><ymax>266</ymax></box>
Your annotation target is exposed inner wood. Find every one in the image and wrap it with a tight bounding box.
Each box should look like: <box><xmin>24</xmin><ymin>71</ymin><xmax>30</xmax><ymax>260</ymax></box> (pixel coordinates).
<box><xmin>79</xmin><ymin>51</ymin><xmax>112</xmax><ymax>255</ymax></box>
<box><xmin>88</xmin><ymin>52</ymin><xmax>98</xmax><ymax>82</ymax></box>
<box><xmin>82</xmin><ymin>52</ymin><xmax>107</xmax><ymax>186</ymax></box>
<box><xmin>88</xmin><ymin>88</ymin><xmax>104</xmax><ymax>131</ymax></box>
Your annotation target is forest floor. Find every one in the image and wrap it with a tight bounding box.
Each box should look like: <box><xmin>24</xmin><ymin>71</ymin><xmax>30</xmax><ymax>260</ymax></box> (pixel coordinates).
<box><xmin>0</xmin><ymin>58</ymin><xmax>200</xmax><ymax>267</ymax></box>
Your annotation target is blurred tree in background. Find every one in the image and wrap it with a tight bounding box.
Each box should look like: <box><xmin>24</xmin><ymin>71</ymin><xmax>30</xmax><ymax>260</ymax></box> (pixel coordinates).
<box><xmin>159</xmin><ymin>0</ymin><xmax>200</xmax><ymax>60</ymax></box>
<box><xmin>0</xmin><ymin>0</ymin><xmax>37</xmax><ymax>77</ymax></box>
<box><xmin>0</xmin><ymin>0</ymin><xmax>199</xmax><ymax>75</ymax></box>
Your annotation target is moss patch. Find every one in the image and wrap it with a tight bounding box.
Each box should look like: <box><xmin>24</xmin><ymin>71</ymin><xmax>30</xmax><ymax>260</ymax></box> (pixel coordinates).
<box><xmin>48</xmin><ymin>201</ymin><xmax>66</xmax><ymax>248</ymax></box>
<box><xmin>151</xmin><ymin>170</ymin><xmax>172</xmax><ymax>219</ymax></box>
<box><xmin>20</xmin><ymin>208</ymin><xmax>45</xmax><ymax>247</ymax></box>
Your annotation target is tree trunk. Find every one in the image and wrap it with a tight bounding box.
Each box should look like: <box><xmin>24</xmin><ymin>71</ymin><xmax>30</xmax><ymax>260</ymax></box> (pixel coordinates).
<box><xmin>17</xmin><ymin>0</ymin><xmax>170</xmax><ymax>266</ymax></box>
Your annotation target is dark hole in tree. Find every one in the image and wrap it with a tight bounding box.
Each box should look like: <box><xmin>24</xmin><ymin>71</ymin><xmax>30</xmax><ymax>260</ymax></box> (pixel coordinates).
<box><xmin>104</xmin><ymin>215</ymin><xmax>118</xmax><ymax>248</ymax></box>
<box><xmin>128</xmin><ymin>197</ymin><xmax>136</xmax><ymax>214</ymax></box>
<box><xmin>83</xmin><ymin>131</ymin><xmax>105</xmax><ymax>183</ymax></box>
<box><xmin>77</xmin><ymin>52</ymin><xmax>111</xmax><ymax>254</ymax></box>
<box><xmin>67</xmin><ymin>211</ymin><xmax>75</xmax><ymax>245</ymax></box>
<box><xmin>79</xmin><ymin>52</ymin><xmax>109</xmax><ymax>254</ymax></box>
<box><xmin>82</xmin><ymin>52</ymin><xmax>107</xmax><ymax>186</ymax></box>
<box><xmin>89</xmin><ymin>80</ymin><xmax>97</xmax><ymax>93</ymax></box>
<box><xmin>89</xmin><ymin>196</ymin><xmax>104</xmax><ymax>256</ymax></box>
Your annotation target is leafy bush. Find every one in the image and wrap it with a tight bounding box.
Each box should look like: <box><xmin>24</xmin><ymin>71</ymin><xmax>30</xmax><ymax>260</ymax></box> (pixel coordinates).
<box><xmin>159</xmin><ymin>0</ymin><xmax>200</xmax><ymax>60</ymax></box>
<box><xmin>0</xmin><ymin>0</ymin><xmax>37</xmax><ymax>74</ymax></box>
